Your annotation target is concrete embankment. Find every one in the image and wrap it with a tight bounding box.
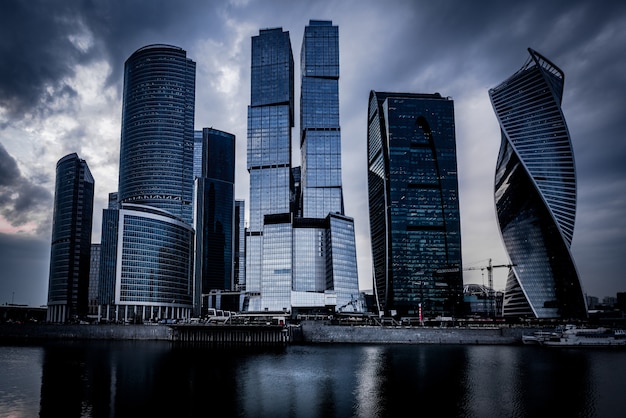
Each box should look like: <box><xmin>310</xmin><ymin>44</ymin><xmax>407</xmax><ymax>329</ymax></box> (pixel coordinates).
<box><xmin>299</xmin><ymin>321</ymin><xmax>527</xmax><ymax>344</ymax></box>
<box><xmin>1</xmin><ymin>322</ymin><xmax>531</xmax><ymax>345</ymax></box>
<box><xmin>0</xmin><ymin>323</ymin><xmax>292</xmax><ymax>345</ymax></box>
<box><xmin>0</xmin><ymin>323</ymin><xmax>172</xmax><ymax>342</ymax></box>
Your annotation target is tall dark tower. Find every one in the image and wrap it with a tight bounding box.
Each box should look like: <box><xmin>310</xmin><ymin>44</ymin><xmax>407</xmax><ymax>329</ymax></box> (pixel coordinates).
<box><xmin>490</xmin><ymin>48</ymin><xmax>587</xmax><ymax>319</ymax></box>
<box><xmin>195</xmin><ymin>128</ymin><xmax>236</xmax><ymax>302</ymax></box>
<box><xmin>245</xmin><ymin>28</ymin><xmax>294</xmax><ymax>311</ymax></box>
<box><xmin>98</xmin><ymin>44</ymin><xmax>196</xmax><ymax>323</ymax></box>
<box><xmin>47</xmin><ymin>153</ymin><xmax>95</xmax><ymax>322</ymax></box>
<box><xmin>118</xmin><ymin>44</ymin><xmax>196</xmax><ymax>225</ymax></box>
<box><xmin>367</xmin><ymin>92</ymin><xmax>463</xmax><ymax>318</ymax></box>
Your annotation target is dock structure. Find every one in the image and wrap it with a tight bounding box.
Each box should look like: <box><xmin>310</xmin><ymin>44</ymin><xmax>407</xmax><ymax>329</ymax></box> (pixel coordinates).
<box><xmin>169</xmin><ymin>324</ymin><xmax>296</xmax><ymax>345</ymax></box>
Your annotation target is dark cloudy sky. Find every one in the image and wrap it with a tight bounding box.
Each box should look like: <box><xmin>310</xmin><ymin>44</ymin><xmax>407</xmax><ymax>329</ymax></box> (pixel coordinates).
<box><xmin>1</xmin><ymin>0</ymin><xmax>624</xmax><ymax>307</ymax></box>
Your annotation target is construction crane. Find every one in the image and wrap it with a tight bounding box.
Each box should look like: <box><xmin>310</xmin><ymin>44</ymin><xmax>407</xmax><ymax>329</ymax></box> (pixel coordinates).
<box><xmin>435</xmin><ymin>259</ymin><xmax>516</xmax><ymax>317</ymax></box>
<box><xmin>465</xmin><ymin>259</ymin><xmax>516</xmax><ymax>317</ymax></box>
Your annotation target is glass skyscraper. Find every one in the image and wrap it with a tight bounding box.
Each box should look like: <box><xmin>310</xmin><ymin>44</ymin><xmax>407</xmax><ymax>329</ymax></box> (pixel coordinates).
<box><xmin>245</xmin><ymin>21</ymin><xmax>361</xmax><ymax>314</ymax></box>
<box><xmin>367</xmin><ymin>92</ymin><xmax>463</xmax><ymax>318</ymax></box>
<box><xmin>246</xmin><ymin>27</ymin><xmax>294</xmax><ymax>311</ymax></box>
<box><xmin>489</xmin><ymin>48</ymin><xmax>587</xmax><ymax>319</ymax></box>
<box><xmin>300</xmin><ymin>20</ymin><xmax>343</xmax><ymax>218</ymax></box>
<box><xmin>194</xmin><ymin>128</ymin><xmax>236</xmax><ymax>303</ymax></box>
<box><xmin>118</xmin><ymin>44</ymin><xmax>196</xmax><ymax>225</ymax></box>
<box><xmin>98</xmin><ymin>44</ymin><xmax>197</xmax><ymax>322</ymax></box>
<box><xmin>47</xmin><ymin>153</ymin><xmax>95</xmax><ymax>322</ymax></box>
<box><xmin>297</xmin><ymin>20</ymin><xmax>359</xmax><ymax>313</ymax></box>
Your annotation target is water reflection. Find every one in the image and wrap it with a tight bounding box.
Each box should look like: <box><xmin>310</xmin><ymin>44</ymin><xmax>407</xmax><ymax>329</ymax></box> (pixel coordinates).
<box><xmin>0</xmin><ymin>345</ymin><xmax>42</xmax><ymax>417</ymax></box>
<box><xmin>1</xmin><ymin>341</ymin><xmax>625</xmax><ymax>417</ymax></box>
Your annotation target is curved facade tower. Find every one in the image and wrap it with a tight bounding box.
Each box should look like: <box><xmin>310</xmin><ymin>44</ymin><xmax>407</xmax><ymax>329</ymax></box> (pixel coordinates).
<box><xmin>119</xmin><ymin>44</ymin><xmax>196</xmax><ymax>225</ymax></box>
<box><xmin>489</xmin><ymin>48</ymin><xmax>587</xmax><ymax>319</ymax></box>
<box><xmin>98</xmin><ymin>44</ymin><xmax>197</xmax><ymax>322</ymax></box>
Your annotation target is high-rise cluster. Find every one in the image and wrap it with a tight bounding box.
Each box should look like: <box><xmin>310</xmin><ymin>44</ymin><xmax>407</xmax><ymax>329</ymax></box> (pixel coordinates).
<box><xmin>45</xmin><ymin>22</ymin><xmax>586</xmax><ymax>323</ymax></box>
<box><xmin>245</xmin><ymin>20</ymin><xmax>361</xmax><ymax>314</ymax></box>
<box><xmin>490</xmin><ymin>48</ymin><xmax>587</xmax><ymax>319</ymax></box>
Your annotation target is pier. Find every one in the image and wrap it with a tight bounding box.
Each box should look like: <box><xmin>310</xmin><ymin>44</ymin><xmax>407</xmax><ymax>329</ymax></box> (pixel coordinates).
<box><xmin>169</xmin><ymin>324</ymin><xmax>296</xmax><ymax>345</ymax></box>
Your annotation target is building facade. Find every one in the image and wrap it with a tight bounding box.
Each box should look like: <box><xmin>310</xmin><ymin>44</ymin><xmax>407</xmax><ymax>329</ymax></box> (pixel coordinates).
<box><xmin>246</xmin><ymin>27</ymin><xmax>295</xmax><ymax>311</ymax></box>
<box><xmin>245</xmin><ymin>21</ymin><xmax>361</xmax><ymax>314</ymax></box>
<box><xmin>47</xmin><ymin>153</ymin><xmax>95</xmax><ymax>322</ymax></box>
<box><xmin>234</xmin><ymin>200</ymin><xmax>246</xmax><ymax>291</ymax></box>
<box><xmin>194</xmin><ymin>128</ymin><xmax>236</xmax><ymax>313</ymax></box>
<box><xmin>118</xmin><ymin>44</ymin><xmax>196</xmax><ymax>225</ymax></box>
<box><xmin>98</xmin><ymin>204</ymin><xmax>195</xmax><ymax>322</ymax></box>
<box><xmin>98</xmin><ymin>44</ymin><xmax>197</xmax><ymax>322</ymax></box>
<box><xmin>88</xmin><ymin>243</ymin><xmax>101</xmax><ymax>317</ymax></box>
<box><xmin>300</xmin><ymin>20</ymin><xmax>343</xmax><ymax>218</ymax></box>
<box><xmin>367</xmin><ymin>92</ymin><xmax>463</xmax><ymax>318</ymax></box>
<box><xmin>489</xmin><ymin>48</ymin><xmax>587</xmax><ymax>319</ymax></box>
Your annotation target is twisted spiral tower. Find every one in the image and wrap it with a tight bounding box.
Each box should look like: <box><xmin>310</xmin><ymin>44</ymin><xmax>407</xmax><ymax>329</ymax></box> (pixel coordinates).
<box><xmin>489</xmin><ymin>48</ymin><xmax>587</xmax><ymax>319</ymax></box>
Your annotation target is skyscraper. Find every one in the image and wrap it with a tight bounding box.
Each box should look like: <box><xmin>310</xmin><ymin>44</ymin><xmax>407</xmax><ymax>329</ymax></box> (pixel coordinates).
<box><xmin>489</xmin><ymin>48</ymin><xmax>587</xmax><ymax>319</ymax></box>
<box><xmin>245</xmin><ymin>21</ymin><xmax>361</xmax><ymax>314</ymax></box>
<box><xmin>47</xmin><ymin>153</ymin><xmax>95</xmax><ymax>322</ymax></box>
<box><xmin>367</xmin><ymin>92</ymin><xmax>463</xmax><ymax>318</ymax></box>
<box><xmin>98</xmin><ymin>44</ymin><xmax>196</xmax><ymax>322</ymax></box>
<box><xmin>118</xmin><ymin>44</ymin><xmax>196</xmax><ymax>225</ymax></box>
<box><xmin>194</xmin><ymin>128</ymin><xmax>236</xmax><ymax>304</ymax></box>
<box><xmin>300</xmin><ymin>20</ymin><xmax>343</xmax><ymax>218</ymax></box>
<box><xmin>246</xmin><ymin>27</ymin><xmax>294</xmax><ymax>311</ymax></box>
<box><xmin>297</xmin><ymin>20</ymin><xmax>359</xmax><ymax>313</ymax></box>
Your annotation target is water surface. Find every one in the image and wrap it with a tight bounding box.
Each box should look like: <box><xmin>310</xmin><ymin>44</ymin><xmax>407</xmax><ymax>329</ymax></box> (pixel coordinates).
<box><xmin>1</xmin><ymin>341</ymin><xmax>625</xmax><ymax>417</ymax></box>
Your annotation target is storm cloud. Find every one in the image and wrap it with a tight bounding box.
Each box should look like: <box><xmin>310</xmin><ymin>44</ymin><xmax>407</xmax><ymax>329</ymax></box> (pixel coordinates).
<box><xmin>0</xmin><ymin>142</ymin><xmax>52</xmax><ymax>232</ymax></box>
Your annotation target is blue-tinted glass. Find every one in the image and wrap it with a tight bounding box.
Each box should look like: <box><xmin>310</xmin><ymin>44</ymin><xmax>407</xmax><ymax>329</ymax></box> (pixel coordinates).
<box><xmin>118</xmin><ymin>45</ymin><xmax>196</xmax><ymax>225</ymax></box>
<box><xmin>490</xmin><ymin>48</ymin><xmax>586</xmax><ymax>319</ymax></box>
<box><xmin>368</xmin><ymin>92</ymin><xmax>463</xmax><ymax>317</ymax></box>
<box><xmin>48</xmin><ymin>153</ymin><xmax>94</xmax><ymax>322</ymax></box>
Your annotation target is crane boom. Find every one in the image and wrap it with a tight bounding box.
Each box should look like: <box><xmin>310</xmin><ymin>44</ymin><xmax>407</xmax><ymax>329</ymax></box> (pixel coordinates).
<box><xmin>434</xmin><ymin>259</ymin><xmax>516</xmax><ymax>317</ymax></box>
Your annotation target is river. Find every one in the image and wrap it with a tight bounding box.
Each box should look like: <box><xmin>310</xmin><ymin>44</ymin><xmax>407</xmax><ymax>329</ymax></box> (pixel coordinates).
<box><xmin>1</xmin><ymin>341</ymin><xmax>625</xmax><ymax>417</ymax></box>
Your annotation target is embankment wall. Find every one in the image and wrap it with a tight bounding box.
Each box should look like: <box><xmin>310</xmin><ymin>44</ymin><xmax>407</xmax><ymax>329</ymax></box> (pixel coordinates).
<box><xmin>299</xmin><ymin>321</ymin><xmax>527</xmax><ymax>344</ymax></box>
<box><xmin>0</xmin><ymin>324</ymin><xmax>171</xmax><ymax>341</ymax></box>
<box><xmin>1</xmin><ymin>322</ymin><xmax>532</xmax><ymax>345</ymax></box>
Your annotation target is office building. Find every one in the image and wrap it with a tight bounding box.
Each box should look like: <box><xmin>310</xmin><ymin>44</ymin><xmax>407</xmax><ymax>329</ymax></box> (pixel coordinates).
<box><xmin>47</xmin><ymin>153</ymin><xmax>95</xmax><ymax>322</ymax></box>
<box><xmin>367</xmin><ymin>92</ymin><xmax>463</xmax><ymax>318</ymax></box>
<box><xmin>297</xmin><ymin>20</ymin><xmax>359</xmax><ymax>313</ymax></box>
<box><xmin>194</xmin><ymin>128</ymin><xmax>236</xmax><ymax>313</ymax></box>
<box><xmin>489</xmin><ymin>48</ymin><xmax>587</xmax><ymax>319</ymax></box>
<box><xmin>246</xmin><ymin>27</ymin><xmax>294</xmax><ymax>311</ymax></box>
<box><xmin>98</xmin><ymin>44</ymin><xmax>197</xmax><ymax>322</ymax></box>
<box><xmin>118</xmin><ymin>44</ymin><xmax>196</xmax><ymax>225</ymax></box>
<box><xmin>245</xmin><ymin>21</ymin><xmax>361</xmax><ymax>314</ymax></box>
<box><xmin>300</xmin><ymin>20</ymin><xmax>343</xmax><ymax>218</ymax></box>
